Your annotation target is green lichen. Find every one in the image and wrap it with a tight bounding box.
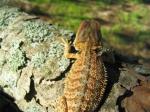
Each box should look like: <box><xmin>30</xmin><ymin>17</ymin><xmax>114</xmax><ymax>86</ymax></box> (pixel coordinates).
<box><xmin>0</xmin><ymin>70</ymin><xmax>18</xmax><ymax>88</ymax></box>
<box><xmin>48</xmin><ymin>41</ymin><xmax>64</xmax><ymax>58</ymax></box>
<box><xmin>22</xmin><ymin>19</ymin><xmax>74</xmax><ymax>43</ymax></box>
<box><xmin>45</xmin><ymin>41</ymin><xmax>70</xmax><ymax>77</ymax></box>
<box><xmin>58</xmin><ymin>57</ymin><xmax>70</xmax><ymax>71</ymax></box>
<box><xmin>26</xmin><ymin>100</ymin><xmax>46</xmax><ymax>112</ymax></box>
<box><xmin>0</xmin><ymin>6</ymin><xmax>21</xmax><ymax>29</ymax></box>
<box><xmin>59</xmin><ymin>29</ymin><xmax>74</xmax><ymax>37</ymax></box>
<box><xmin>48</xmin><ymin>42</ymin><xmax>70</xmax><ymax>70</ymax></box>
<box><xmin>22</xmin><ymin>20</ymin><xmax>56</xmax><ymax>42</ymax></box>
<box><xmin>26</xmin><ymin>106</ymin><xmax>42</xmax><ymax>112</ymax></box>
<box><xmin>8</xmin><ymin>41</ymin><xmax>26</xmax><ymax>71</ymax></box>
<box><xmin>31</xmin><ymin>52</ymin><xmax>47</xmax><ymax>68</ymax></box>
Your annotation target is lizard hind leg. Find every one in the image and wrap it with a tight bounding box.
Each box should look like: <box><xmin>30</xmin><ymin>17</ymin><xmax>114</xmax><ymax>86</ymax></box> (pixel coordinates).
<box><xmin>56</xmin><ymin>96</ymin><xmax>68</xmax><ymax>112</ymax></box>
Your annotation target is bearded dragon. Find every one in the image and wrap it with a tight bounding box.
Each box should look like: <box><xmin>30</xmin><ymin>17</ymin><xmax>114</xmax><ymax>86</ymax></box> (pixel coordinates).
<box><xmin>56</xmin><ymin>20</ymin><xmax>107</xmax><ymax>112</ymax></box>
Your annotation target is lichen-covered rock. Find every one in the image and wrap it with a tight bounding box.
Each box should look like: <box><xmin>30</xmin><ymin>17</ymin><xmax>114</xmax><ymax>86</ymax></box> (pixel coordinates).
<box><xmin>22</xmin><ymin>20</ymin><xmax>55</xmax><ymax>42</ymax></box>
<box><xmin>31</xmin><ymin>51</ymin><xmax>47</xmax><ymax>68</ymax></box>
<box><xmin>0</xmin><ymin>66</ymin><xmax>18</xmax><ymax>88</ymax></box>
<box><xmin>8</xmin><ymin>41</ymin><xmax>26</xmax><ymax>71</ymax></box>
<box><xmin>0</xmin><ymin>6</ymin><xmax>22</xmax><ymax>29</ymax></box>
<box><xmin>17</xmin><ymin>99</ymin><xmax>47</xmax><ymax>112</ymax></box>
<box><xmin>0</xmin><ymin>5</ymin><xmax>73</xmax><ymax>112</ymax></box>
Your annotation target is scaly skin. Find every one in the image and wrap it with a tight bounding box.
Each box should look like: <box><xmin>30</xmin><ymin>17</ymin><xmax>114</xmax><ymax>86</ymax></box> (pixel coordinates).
<box><xmin>56</xmin><ymin>20</ymin><xmax>107</xmax><ymax>112</ymax></box>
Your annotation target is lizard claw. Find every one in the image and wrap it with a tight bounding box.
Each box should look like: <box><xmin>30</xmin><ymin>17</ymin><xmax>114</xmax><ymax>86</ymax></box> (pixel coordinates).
<box><xmin>61</xmin><ymin>37</ymin><xmax>71</xmax><ymax>47</ymax></box>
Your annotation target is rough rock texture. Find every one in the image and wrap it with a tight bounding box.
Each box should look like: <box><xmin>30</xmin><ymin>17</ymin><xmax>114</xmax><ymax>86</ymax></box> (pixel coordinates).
<box><xmin>121</xmin><ymin>80</ymin><xmax>150</xmax><ymax>112</ymax></box>
<box><xmin>0</xmin><ymin>5</ymin><xmax>150</xmax><ymax>112</ymax></box>
<box><xmin>98</xmin><ymin>63</ymin><xmax>150</xmax><ymax>112</ymax></box>
<box><xmin>0</xmin><ymin>6</ymin><xmax>72</xmax><ymax>112</ymax></box>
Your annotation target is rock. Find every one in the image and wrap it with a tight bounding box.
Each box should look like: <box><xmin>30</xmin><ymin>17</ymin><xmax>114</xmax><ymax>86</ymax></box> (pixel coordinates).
<box><xmin>119</xmin><ymin>69</ymin><xmax>138</xmax><ymax>89</ymax></box>
<box><xmin>17</xmin><ymin>99</ymin><xmax>47</xmax><ymax>112</ymax></box>
<box><xmin>0</xmin><ymin>5</ymin><xmax>73</xmax><ymax>111</ymax></box>
<box><xmin>100</xmin><ymin>84</ymin><xmax>125</xmax><ymax>112</ymax></box>
<box><xmin>36</xmin><ymin>80</ymin><xmax>64</xmax><ymax>107</ymax></box>
<box><xmin>121</xmin><ymin>80</ymin><xmax>150</xmax><ymax>112</ymax></box>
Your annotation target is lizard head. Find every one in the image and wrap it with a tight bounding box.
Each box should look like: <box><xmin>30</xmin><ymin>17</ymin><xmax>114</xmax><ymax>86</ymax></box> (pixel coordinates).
<box><xmin>74</xmin><ymin>20</ymin><xmax>102</xmax><ymax>50</ymax></box>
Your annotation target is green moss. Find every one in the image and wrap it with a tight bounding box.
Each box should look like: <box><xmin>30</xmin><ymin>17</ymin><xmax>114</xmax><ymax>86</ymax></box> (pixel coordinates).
<box><xmin>0</xmin><ymin>6</ymin><xmax>21</xmax><ymax>29</ymax></box>
<box><xmin>8</xmin><ymin>41</ymin><xmax>26</xmax><ymax>71</ymax></box>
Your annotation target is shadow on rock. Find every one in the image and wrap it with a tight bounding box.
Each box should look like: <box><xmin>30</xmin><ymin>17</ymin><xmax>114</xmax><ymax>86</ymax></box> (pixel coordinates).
<box><xmin>0</xmin><ymin>88</ymin><xmax>22</xmax><ymax>112</ymax></box>
<box><xmin>96</xmin><ymin>61</ymin><xmax>121</xmax><ymax>111</ymax></box>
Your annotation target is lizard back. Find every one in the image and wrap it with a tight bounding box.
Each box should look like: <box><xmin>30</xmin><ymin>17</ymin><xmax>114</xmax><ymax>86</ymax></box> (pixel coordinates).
<box><xmin>63</xmin><ymin>20</ymin><xmax>107</xmax><ymax>112</ymax></box>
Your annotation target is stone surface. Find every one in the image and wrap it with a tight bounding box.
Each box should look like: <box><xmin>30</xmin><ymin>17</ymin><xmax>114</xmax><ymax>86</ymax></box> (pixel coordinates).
<box><xmin>121</xmin><ymin>80</ymin><xmax>150</xmax><ymax>112</ymax></box>
<box><xmin>0</xmin><ymin>6</ymin><xmax>72</xmax><ymax>112</ymax></box>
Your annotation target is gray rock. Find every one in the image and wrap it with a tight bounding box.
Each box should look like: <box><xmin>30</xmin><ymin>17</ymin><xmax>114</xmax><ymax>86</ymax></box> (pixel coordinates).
<box><xmin>0</xmin><ymin>6</ymin><xmax>72</xmax><ymax>112</ymax></box>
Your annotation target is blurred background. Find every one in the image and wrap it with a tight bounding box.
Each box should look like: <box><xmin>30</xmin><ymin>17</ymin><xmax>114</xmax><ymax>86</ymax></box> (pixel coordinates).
<box><xmin>2</xmin><ymin>0</ymin><xmax>150</xmax><ymax>62</ymax></box>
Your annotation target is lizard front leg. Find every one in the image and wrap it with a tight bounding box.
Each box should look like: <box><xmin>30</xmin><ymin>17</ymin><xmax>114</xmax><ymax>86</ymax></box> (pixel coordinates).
<box><xmin>61</xmin><ymin>38</ymin><xmax>78</xmax><ymax>59</ymax></box>
<box><xmin>56</xmin><ymin>96</ymin><xmax>68</xmax><ymax>112</ymax></box>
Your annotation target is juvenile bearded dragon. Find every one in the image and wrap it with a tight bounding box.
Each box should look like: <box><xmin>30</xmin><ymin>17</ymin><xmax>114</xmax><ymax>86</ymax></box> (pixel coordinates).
<box><xmin>57</xmin><ymin>20</ymin><xmax>107</xmax><ymax>112</ymax></box>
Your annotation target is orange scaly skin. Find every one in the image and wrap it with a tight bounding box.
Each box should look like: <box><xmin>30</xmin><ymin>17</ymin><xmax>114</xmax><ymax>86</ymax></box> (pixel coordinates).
<box><xmin>57</xmin><ymin>20</ymin><xmax>107</xmax><ymax>112</ymax></box>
